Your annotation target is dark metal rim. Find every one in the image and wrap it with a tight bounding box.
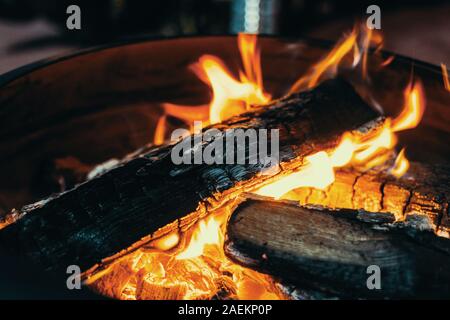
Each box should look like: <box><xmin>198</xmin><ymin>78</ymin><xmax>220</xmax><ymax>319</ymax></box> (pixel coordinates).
<box><xmin>0</xmin><ymin>33</ymin><xmax>445</xmax><ymax>88</ymax></box>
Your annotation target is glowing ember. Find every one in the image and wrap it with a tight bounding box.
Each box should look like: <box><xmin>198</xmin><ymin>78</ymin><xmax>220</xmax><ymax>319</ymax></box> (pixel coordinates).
<box><xmin>87</xmin><ymin>208</ymin><xmax>283</xmax><ymax>300</ymax></box>
<box><xmin>152</xmin><ymin>231</ymin><xmax>180</xmax><ymax>251</ymax></box>
<box><xmin>176</xmin><ymin>215</ymin><xmax>221</xmax><ymax>260</ymax></box>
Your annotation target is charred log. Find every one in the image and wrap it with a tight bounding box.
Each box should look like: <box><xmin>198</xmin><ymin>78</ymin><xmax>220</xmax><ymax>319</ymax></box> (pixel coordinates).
<box><xmin>0</xmin><ymin>79</ymin><xmax>380</xmax><ymax>273</ymax></box>
<box><xmin>282</xmin><ymin>163</ymin><xmax>450</xmax><ymax>235</ymax></box>
<box><xmin>225</xmin><ymin>197</ymin><xmax>450</xmax><ymax>299</ymax></box>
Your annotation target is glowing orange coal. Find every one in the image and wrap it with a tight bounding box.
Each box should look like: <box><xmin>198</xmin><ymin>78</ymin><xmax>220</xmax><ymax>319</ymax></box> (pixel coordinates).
<box><xmin>86</xmin><ymin>209</ymin><xmax>283</xmax><ymax>300</ymax></box>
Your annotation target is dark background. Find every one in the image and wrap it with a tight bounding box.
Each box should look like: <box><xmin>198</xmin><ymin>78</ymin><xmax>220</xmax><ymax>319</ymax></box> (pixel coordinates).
<box><xmin>0</xmin><ymin>0</ymin><xmax>449</xmax><ymax>74</ymax></box>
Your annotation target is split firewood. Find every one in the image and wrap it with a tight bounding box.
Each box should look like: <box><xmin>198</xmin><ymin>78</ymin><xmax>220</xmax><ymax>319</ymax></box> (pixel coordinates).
<box><xmin>282</xmin><ymin>162</ymin><xmax>450</xmax><ymax>236</ymax></box>
<box><xmin>225</xmin><ymin>197</ymin><xmax>450</xmax><ymax>299</ymax></box>
<box><xmin>0</xmin><ymin>79</ymin><xmax>381</xmax><ymax>273</ymax></box>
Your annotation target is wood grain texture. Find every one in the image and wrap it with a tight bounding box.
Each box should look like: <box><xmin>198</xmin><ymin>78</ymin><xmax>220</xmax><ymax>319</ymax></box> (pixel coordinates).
<box><xmin>0</xmin><ymin>79</ymin><xmax>380</xmax><ymax>273</ymax></box>
<box><xmin>282</xmin><ymin>163</ymin><xmax>450</xmax><ymax>236</ymax></box>
<box><xmin>225</xmin><ymin>198</ymin><xmax>450</xmax><ymax>299</ymax></box>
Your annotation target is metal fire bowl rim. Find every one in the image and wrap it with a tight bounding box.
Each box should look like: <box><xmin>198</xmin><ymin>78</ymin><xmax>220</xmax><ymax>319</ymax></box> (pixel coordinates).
<box><xmin>0</xmin><ymin>33</ymin><xmax>445</xmax><ymax>88</ymax></box>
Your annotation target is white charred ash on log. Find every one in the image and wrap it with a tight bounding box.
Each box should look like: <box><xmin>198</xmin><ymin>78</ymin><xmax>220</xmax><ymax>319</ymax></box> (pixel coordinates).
<box><xmin>225</xmin><ymin>197</ymin><xmax>450</xmax><ymax>299</ymax></box>
<box><xmin>0</xmin><ymin>79</ymin><xmax>381</xmax><ymax>273</ymax></box>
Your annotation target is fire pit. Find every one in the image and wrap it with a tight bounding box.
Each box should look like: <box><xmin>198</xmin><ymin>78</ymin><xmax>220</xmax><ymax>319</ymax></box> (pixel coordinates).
<box><xmin>0</xmin><ymin>30</ymin><xmax>449</xmax><ymax>300</ymax></box>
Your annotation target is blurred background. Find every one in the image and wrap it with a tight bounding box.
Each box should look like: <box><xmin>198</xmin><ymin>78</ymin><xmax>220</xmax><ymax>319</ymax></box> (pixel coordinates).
<box><xmin>0</xmin><ymin>0</ymin><xmax>449</xmax><ymax>74</ymax></box>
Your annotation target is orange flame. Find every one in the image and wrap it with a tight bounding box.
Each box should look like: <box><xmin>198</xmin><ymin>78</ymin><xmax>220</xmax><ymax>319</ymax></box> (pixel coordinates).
<box><xmin>254</xmin><ymin>152</ymin><xmax>335</xmax><ymax>199</ymax></box>
<box><xmin>91</xmin><ymin>34</ymin><xmax>281</xmax><ymax>300</ymax></box>
<box><xmin>380</xmin><ymin>55</ymin><xmax>395</xmax><ymax>67</ymax></box>
<box><xmin>392</xmin><ymin>80</ymin><xmax>426</xmax><ymax>132</ymax></box>
<box><xmin>90</xmin><ymin>29</ymin><xmax>427</xmax><ymax>300</ymax></box>
<box><xmin>153</xmin><ymin>103</ymin><xmax>210</xmax><ymax>145</ymax></box>
<box><xmin>289</xmin><ymin>25</ymin><xmax>384</xmax><ymax>93</ymax></box>
<box><xmin>256</xmin><ymin>79</ymin><xmax>426</xmax><ymax>198</ymax></box>
<box><xmin>89</xmin><ymin>209</ymin><xmax>283</xmax><ymax>300</ymax></box>
<box><xmin>194</xmin><ymin>33</ymin><xmax>271</xmax><ymax>124</ymax></box>
<box><xmin>441</xmin><ymin>63</ymin><xmax>450</xmax><ymax>91</ymax></box>
<box><xmin>360</xmin><ymin>28</ymin><xmax>383</xmax><ymax>79</ymax></box>
<box><xmin>290</xmin><ymin>29</ymin><xmax>358</xmax><ymax>92</ymax></box>
<box><xmin>153</xmin><ymin>32</ymin><xmax>271</xmax><ymax>141</ymax></box>
<box><xmin>153</xmin><ymin>115</ymin><xmax>167</xmax><ymax>145</ymax></box>
<box><xmin>390</xmin><ymin>148</ymin><xmax>410</xmax><ymax>178</ymax></box>
<box><xmin>191</xmin><ymin>53</ymin><xmax>270</xmax><ymax>124</ymax></box>
<box><xmin>176</xmin><ymin>216</ymin><xmax>221</xmax><ymax>260</ymax></box>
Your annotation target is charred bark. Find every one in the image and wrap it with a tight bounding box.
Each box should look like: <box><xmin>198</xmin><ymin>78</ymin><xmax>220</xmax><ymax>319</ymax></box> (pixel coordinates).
<box><xmin>0</xmin><ymin>79</ymin><xmax>380</xmax><ymax>273</ymax></box>
<box><xmin>225</xmin><ymin>197</ymin><xmax>450</xmax><ymax>299</ymax></box>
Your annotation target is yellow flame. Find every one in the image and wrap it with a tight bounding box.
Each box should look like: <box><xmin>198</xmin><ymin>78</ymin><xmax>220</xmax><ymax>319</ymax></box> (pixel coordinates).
<box><xmin>392</xmin><ymin>80</ymin><xmax>426</xmax><ymax>132</ymax></box>
<box><xmin>353</xmin><ymin>122</ymin><xmax>395</xmax><ymax>162</ymax></box>
<box><xmin>290</xmin><ymin>29</ymin><xmax>358</xmax><ymax>92</ymax></box>
<box><xmin>328</xmin><ymin>132</ymin><xmax>355</xmax><ymax>167</ymax></box>
<box><xmin>193</xmin><ymin>33</ymin><xmax>270</xmax><ymax>124</ymax></box>
<box><xmin>238</xmin><ymin>33</ymin><xmax>264</xmax><ymax>88</ymax></box>
<box><xmin>255</xmin><ymin>152</ymin><xmax>335</xmax><ymax>199</ymax></box>
<box><xmin>92</xmin><ymin>34</ymin><xmax>281</xmax><ymax>300</ymax></box>
<box><xmin>290</xmin><ymin>25</ymin><xmax>385</xmax><ymax>93</ymax></box>
<box><xmin>256</xmin><ymin>79</ymin><xmax>426</xmax><ymax>199</ymax></box>
<box><xmin>157</xmin><ymin>33</ymin><xmax>271</xmax><ymax>130</ymax></box>
<box><xmin>98</xmin><ymin>209</ymin><xmax>284</xmax><ymax>300</ymax></box>
<box><xmin>143</xmin><ymin>34</ymin><xmax>275</xmax><ymax>298</ymax></box>
<box><xmin>390</xmin><ymin>148</ymin><xmax>410</xmax><ymax>178</ymax></box>
<box><xmin>361</xmin><ymin>28</ymin><xmax>383</xmax><ymax>78</ymax></box>
<box><xmin>90</xmin><ymin>29</ymin><xmax>428</xmax><ymax>301</ymax></box>
<box><xmin>192</xmin><ymin>54</ymin><xmax>270</xmax><ymax>124</ymax></box>
<box><xmin>152</xmin><ymin>231</ymin><xmax>180</xmax><ymax>251</ymax></box>
<box><xmin>151</xmin><ymin>31</ymin><xmax>425</xmax><ymax>300</ymax></box>
<box><xmin>176</xmin><ymin>216</ymin><xmax>221</xmax><ymax>260</ymax></box>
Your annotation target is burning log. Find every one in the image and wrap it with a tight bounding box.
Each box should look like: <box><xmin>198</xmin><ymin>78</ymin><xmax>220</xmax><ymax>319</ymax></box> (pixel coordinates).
<box><xmin>0</xmin><ymin>78</ymin><xmax>381</xmax><ymax>273</ymax></box>
<box><xmin>225</xmin><ymin>196</ymin><xmax>450</xmax><ymax>299</ymax></box>
<box><xmin>281</xmin><ymin>162</ymin><xmax>450</xmax><ymax>236</ymax></box>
